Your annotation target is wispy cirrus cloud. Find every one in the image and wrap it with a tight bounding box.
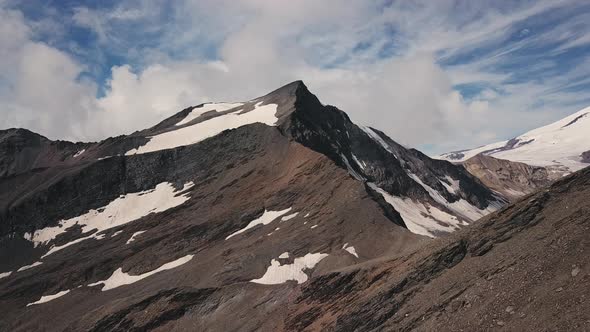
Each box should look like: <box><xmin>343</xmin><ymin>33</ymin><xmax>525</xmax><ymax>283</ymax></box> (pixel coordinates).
<box><xmin>0</xmin><ymin>0</ymin><xmax>589</xmax><ymax>153</ymax></box>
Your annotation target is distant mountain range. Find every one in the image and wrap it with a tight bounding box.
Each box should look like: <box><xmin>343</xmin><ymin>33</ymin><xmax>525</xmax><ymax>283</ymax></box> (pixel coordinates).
<box><xmin>436</xmin><ymin>106</ymin><xmax>590</xmax><ymax>173</ymax></box>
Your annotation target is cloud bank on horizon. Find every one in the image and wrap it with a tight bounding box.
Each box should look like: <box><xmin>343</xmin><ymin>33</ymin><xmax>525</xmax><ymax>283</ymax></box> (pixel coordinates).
<box><xmin>1</xmin><ymin>0</ymin><xmax>589</xmax><ymax>154</ymax></box>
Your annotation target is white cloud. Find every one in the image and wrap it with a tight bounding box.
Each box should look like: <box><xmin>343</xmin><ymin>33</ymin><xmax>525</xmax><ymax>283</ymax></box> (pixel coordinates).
<box><xmin>0</xmin><ymin>0</ymin><xmax>589</xmax><ymax>153</ymax></box>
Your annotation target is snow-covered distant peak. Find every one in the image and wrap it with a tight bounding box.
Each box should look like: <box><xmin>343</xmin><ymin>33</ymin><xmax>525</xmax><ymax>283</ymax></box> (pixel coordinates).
<box><xmin>437</xmin><ymin>106</ymin><xmax>590</xmax><ymax>171</ymax></box>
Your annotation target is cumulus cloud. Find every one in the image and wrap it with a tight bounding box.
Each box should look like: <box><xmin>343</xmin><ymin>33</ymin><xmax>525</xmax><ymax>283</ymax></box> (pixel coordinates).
<box><xmin>0</xmin><ymin>0</ymin><xmax>589</xmax><ymax>153</ymax></box>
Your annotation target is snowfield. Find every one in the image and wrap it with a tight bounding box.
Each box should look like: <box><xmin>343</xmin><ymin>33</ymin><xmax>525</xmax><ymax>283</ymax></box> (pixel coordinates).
<box><xmin>368</xmin><ymin>183</ymin><xmax>462</xmax><ymax>237</ymax></box>
<box><xmin>437</xmin><ymin>106</ymin><xmax>590</xmax><ymax>171</ymax></box>
<box><xmin>126</xmin><ymin>102</ymin><xmax>279</xmax><ymax>155</ymax></box>
<box><xmin>406</xmin><ymin>172</ymin><xmax>500</xmax><ymax>221</ymax></box>
<box><xmin>24</xmin><ymin>181</ymin><xmax>194</xmax><ymax>257</ymax></box>
<box><xmin>250</xmin><ymin>252</ymin><xmax>328</xmax><ymax>284</ymax></box>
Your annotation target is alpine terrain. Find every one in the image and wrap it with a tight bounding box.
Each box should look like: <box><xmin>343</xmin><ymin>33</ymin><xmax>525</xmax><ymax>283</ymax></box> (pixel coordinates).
<box><xmin>0</xmin><ymin>81</ymin><xmax>588</xmax><ymax>331</ymax></box>
<box><xmin>437</xmin><ymin>106</ymin><xmax>590</xmax><ymax>173</ymax></box>
<box><xmin>461</xmin><ymin>155</ymin><xmax>560</xmax><ymax>201</ymax></box>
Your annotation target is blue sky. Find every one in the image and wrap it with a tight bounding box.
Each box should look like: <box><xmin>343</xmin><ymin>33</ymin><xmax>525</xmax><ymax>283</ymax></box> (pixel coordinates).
<box><xmin>1</xmin><ymin>0</ymin><xmax>589</xmax><ymax>154</ymax></box>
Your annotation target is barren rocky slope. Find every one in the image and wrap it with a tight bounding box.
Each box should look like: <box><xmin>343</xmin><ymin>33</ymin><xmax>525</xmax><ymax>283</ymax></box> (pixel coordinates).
<box><xmin>284</xmin><ymin>165</ymin><xmax>590</xmax><ymax>331</ymax></box>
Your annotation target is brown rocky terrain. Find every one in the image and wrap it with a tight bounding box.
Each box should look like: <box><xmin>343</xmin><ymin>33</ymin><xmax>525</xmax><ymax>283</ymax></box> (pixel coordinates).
<box><xmin>463</xmin><ymin>154</ymin><xmax>562</xmax><ymax>201</ymax></box>
<box><xmin>1</xmin><ymin>81</ymin><xmax>586</xmax><ymax>331</ymax></box>
<box><xmin>283</xmin><ymin>165</ymin><xmax>590</xmax><ymax>331</ymax></box>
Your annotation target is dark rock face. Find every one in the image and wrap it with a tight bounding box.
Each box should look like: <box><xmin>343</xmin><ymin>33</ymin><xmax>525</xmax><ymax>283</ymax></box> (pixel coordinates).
<box><xmin>275</xmin><ymin>82</ymin><xmax>502</xmax><ymax>217</ymax></box>
<box><xmin>0</xmin><ymin>81</ymin><xmax>514</xmax><ymax>331</ymax></box>
<box><xmin>562</xmin><ymin>112</ymin><xmax>588</xmax><ymax>128</ymax></box>
<box><xmin>581</xmin><ymin>150</ymin><xmax>590</xmax><ymax>163</ymax></box>
<box><xmin>0</xmin><ymin>128</ymin><xmax>89</xmax><ymax>178</ymax></box>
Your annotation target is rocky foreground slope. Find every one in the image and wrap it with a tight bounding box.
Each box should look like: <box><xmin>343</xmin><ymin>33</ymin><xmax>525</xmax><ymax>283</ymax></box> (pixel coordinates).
<box><xmin>1</xmin><ymin>130</ymin><xmax>588</xmax><ymax>331</ymax></box>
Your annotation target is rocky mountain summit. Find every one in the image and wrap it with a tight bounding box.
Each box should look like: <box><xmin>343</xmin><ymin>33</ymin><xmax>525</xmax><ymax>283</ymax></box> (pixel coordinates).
<box><xmin>0</xmin><ymin>81</ymin><xmax>586</xmax><ymax>331</ymax></box>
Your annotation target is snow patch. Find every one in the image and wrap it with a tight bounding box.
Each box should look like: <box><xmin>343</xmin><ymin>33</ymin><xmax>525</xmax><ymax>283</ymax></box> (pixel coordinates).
<box><xmin>342</xmin><ymin>243</ymin><xmax>359</xmax><ymax>258</ymax></box>
<box><xmin>310</xmin><ymin>225</ymin><xmax>318</xmax><ymax>229</ymax></box>
<box><xmin>176</xmin><ymin>102</ymin><xmax>244</xmax><ymax>126</ymax></box>
<box><xmin>126</xmin><ymin>231</ymin><xmax>146</xmax><ymax>244</ymax></box>
<box><xmin>281</xmin><ymin>212</ymin><xmax>299</xmax><ymax>221</ymax></box>
<box><xmin>226</xmin><ymin>208</ymin><xmax>292</xmax><ymax>240</ymax></box>
<box><xmin>88</xmin><ymin>255</ymin><xmax>194</xmax><ymax>291</ymax></box>
<box><xmin>362</xmin><ymin>126</ymin><xmax>396</xmax><ymax>157</ymax></box>
<box><xmin>368</xmin><ymin>183</ymin><xmax>462</xmax><ymax>238</ymax></box>
<box><xmin>250</xmin><ymin>252</ymin><xmax>328</xmax><ymax>284</ymax></box>
<box><xmin>341</xmin><ymin>154</ymin><xmax>364</xmax><ymax>180</ymax></box>
<box><xmin>27</xmin><ymin>290</ymin><xmax>70</xmax><ymax>306</ymax></box>
<box><xmin>17</xmin><ymin>261</ymin><xmax>43</xmax><ymax>272</ymax></box>
<box><xmin>25</xmin><ymin>181</ymin><xmax>193</xmax><ymax>257</ymax></box>
<box><xmin>441</xmin><ymin>176</ymin><xmax>461</xmax><ymax>195</ymax></box>
<box><xmin>127</xmin><ymin>102</ymin><xmax>279</xmax><ymax>155</ymax></box>
<box><xmin>73</xmin><ymin>149</ymin><xmax>85</xmax><ymax>158</ymax></box>
<box><xmin>41</xmin><ymin>236</ymin><xmax>93</xmax><ymax>258</ymax></box>
<box><xmin>0</xmin><ymin>271</ymin><xmax>12</xmax><ymax>279</ymax></box>
<box><xmin>278</xmin><ymin>252</ymin><xmax>290</xmax><ymax>259</ymax></box>
<box><xmin>352</xmin><ymin>154</ymin><xmax>367</xmax><ymax>170</ymax></box>
<box><xmin>111</xmin><ymin>230</ymin><xmax>124</xmax><ymax>237</ymax></box>
<box><xmin>407</xmin><ymin>172</ymin><xmax>497</xmax><ymax>221</ymax></box>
